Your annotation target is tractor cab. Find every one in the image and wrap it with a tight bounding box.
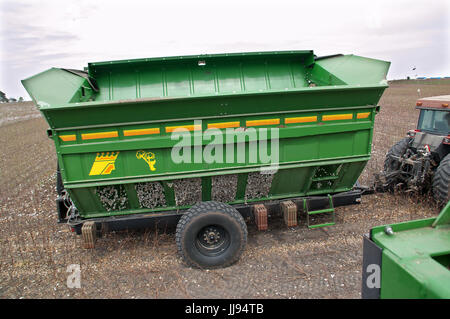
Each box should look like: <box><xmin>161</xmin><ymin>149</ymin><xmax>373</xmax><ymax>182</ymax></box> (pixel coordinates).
<box><xmin>382</xmin><ymin>95</ymin><xmax>450</xmax><ymax>205</ymax></box>
<box><xmin>417</xmin><ymin>108</ymin><xmax>450</xmax><ymax>136</ymax></box>
<box><xmin>410</xmin><ymin>95</ymin><xmax>450</xmax><ymax>160</ymax></box>
<box><xmin>416</xmin><ymin>95</ymin><xmax>450</xmax><ymax>135</ymax></box>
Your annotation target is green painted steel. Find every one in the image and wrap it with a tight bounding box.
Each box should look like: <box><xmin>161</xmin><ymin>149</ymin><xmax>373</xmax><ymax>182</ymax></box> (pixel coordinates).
<box><xmin>370</xmin><ymin>201</ymin><xmax>450</xmax><ymax>298</ymax></box>
<box><xmin>22</xmin><ymin>50</ymin><xmax>390</xmax><ymax>219</ymax></box>
<box><xmin>304</xmin><ymin>195</ymin><xmax>335</xmax><ymax>229</ymax></box>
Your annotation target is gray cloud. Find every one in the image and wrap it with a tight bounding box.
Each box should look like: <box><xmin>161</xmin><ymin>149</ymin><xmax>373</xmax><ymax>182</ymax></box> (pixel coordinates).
<box><xmin>1</xmin><ymin>0</ymin><xmax>449</xmax><ymax>99</ymax></box>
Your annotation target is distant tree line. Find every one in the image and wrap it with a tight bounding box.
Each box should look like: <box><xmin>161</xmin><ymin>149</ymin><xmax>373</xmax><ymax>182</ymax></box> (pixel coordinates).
<box><xmin>0</xmin><ymin>90</ymin><xmax>24</xmax><ymax>103</ymax></box>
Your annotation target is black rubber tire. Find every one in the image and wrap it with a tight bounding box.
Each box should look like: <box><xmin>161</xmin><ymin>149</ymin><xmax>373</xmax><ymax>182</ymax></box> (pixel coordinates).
<box><xmin>384</xmin><ymin>137</ymin><xmax>410</xmax><ymax>173</ymax></box>
<box><xmin>383</xmin><ymin>137</ymin><xmax>411</xmax><ymax>187</ymax></box>
<box><xmin>432</xmin><ymin>153</ymin><xmax>450</xmax><ymax>206</ymax></box>
<box><xmin>176</xmin><ymin>201</ymin><xmax>247</xmax><ymax>269</ymax></box>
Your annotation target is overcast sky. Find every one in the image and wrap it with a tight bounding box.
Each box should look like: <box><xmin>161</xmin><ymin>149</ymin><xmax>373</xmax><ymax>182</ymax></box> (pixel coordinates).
<box><xmin>1</xmin><ymin>0</ymin><xmax>449</xmax><ymax>99</ymax></box>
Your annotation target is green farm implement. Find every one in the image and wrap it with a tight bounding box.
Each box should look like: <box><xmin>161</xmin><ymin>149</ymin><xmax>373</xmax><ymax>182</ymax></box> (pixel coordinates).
<box><xmin>362</xmin><ymin>200</ymin><xmax>450</xmax><ymax>298</ymax></box>
<box><xmin>22</xmin><ymin>50</ymin><xmax>390</xmax><ymax>268</ymax></box>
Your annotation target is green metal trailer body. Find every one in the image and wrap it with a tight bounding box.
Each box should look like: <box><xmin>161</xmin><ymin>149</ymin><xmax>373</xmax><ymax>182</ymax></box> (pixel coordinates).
<box><xmin>362</xmin><ymin>201</ymin><xmax>450</xmax><ymax>299</ymax></box>
<box><xmin>22</xmin><ymin>51</ymin><xmax>390</xmax><ymax>219</ymax></box>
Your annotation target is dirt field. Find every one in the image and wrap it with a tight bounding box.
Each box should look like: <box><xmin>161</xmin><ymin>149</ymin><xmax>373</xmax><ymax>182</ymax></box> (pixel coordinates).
<box><xmin>1</xmin><ymin>79</ymin><xmax>449</xmax><ymax>299</ymax></box>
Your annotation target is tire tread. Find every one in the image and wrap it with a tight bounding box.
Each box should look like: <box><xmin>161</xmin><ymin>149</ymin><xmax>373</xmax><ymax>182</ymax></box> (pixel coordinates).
<box><xmin>175</xmin><ymin>201</ymin><xmax>247</xmax><ymax>269</ymax></box>
<box><xmin>432</xmin><ymin>153</ymin><xmax>450</xmax><ymax>205</ymax></box>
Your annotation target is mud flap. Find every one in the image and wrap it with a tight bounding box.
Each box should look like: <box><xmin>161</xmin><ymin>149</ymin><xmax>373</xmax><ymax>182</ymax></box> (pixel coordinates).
<box><xmin>56</xmin><ymin>196</ymin><xmax>68</xmax><ymax>223</ymax></box>
<box><xmin>361</xmin><ymin>233</ymin><xmax>382</xmax><ymax>299</ymax></box>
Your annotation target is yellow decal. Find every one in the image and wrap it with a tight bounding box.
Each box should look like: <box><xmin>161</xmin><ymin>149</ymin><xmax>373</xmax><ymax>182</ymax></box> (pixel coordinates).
<box><xmin>89</xmin><ymin>152</ymin><xmax>119</xmax><ymax>176</ymax></box>
<box><xmin>124</xmin><ymin>128</ymin><xmax>160</xmax><ymax>136</ymax></box>
<box><xmin>59</xmin><ymin>134</ymin><xmax>77</xmax><ymax>142</ymax></box>
<box><xmin>82</xmin><ymin>131</ymin><xmax>118</xmax><ymax>140</ymax></box>
<box><xmin>246</xmin><ymin>119</ymin><xmax>280</xmax><ymax>127</ymax></box>
<box><xmin>285</xmin><ymin>116</ymin><xmax>317</xmax><ymax>124</ymax></box>
<box><xmin>322</xmin><ymin>114</ymin><xmax>353</xmax><ymax>121</ymax></box>
<box><xmin>357</xmin><ymin>112</ymin><xmax>371</xmax><ymax>119</ymax></box>
<box><xmin>136</xmin><ymin>150</ymin><xmax>156</xmax><ymax>171</ymax></box>
<box><xmin>165</xmin><ymin>124</ymin><xmax>201</xmax><ymax>133</ymax></box>
<box><xmin>207</xmin><ymin>121</ymin><xmax>240</xmax><ymax>129</ymax></box>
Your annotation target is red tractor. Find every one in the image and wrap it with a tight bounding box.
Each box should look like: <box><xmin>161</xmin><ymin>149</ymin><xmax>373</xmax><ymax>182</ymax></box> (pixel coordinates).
<box><xmin>381</xmin><ymin>95</ymin><xmax>450</xmax><ymax>205</ymax></box>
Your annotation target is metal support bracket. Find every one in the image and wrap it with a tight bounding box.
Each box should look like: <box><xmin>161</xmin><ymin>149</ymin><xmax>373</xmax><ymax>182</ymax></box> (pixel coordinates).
<box><xmin>81</xmin><ymin>221</ymin><xmax>96</xmax><ymax>249</ymax></box>
<box><xmin>253</xmin><ymin>204</ymin><xmax>268</xmax><ymax>231</ymax></box>
<box><xmin>281</xmin><ymin>200</ymin><xmax>297</xmax><ymax>227</ymax></box>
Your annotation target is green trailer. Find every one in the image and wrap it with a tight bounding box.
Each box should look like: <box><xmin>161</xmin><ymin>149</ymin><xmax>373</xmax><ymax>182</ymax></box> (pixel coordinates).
<box><xmin>22</xmin><ymin>50</ymin><xmax>390</xmax><ymax>268</ymax></box>
<box><xmin>362</xmin><ymin>201</ymin><xmax>450</xmax><ymax>298</ymax></box>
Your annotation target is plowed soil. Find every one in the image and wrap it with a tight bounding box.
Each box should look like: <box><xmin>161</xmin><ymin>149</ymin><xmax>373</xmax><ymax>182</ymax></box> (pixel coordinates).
<box><xmin>1</xmin><ymin>79</ymin><xmax>449</xmax><ymax>298</ymax></box>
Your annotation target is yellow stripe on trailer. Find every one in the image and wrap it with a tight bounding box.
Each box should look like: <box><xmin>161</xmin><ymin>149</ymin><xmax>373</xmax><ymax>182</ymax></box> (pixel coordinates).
<box><xmin>357</xmin><ymin>112</ymin><xmax>371</xmax><ymax>119</ymax></box>
<box><xmin>207</xmin><ymin>121</ymin><xmax>240</xmax><ymax>129</ymax></box>
<box><xmin>165</xmin><ymin>124</ymin><xmax>201</xmax><ymax>133</ymax></box>
<box><xmin>246</xmin><ymin>119</ymin><xmax>280</xmax><ymax>127</ymax></box>
<box><xmin>285</xmin><ymin>116</ymin><xmax>317</xmax><ymax>124</ymax></box>
<box><xmin>123</xmin><ymin>128</ymin><xmax>160</xmax><ymax>136</ymax></box>
<box><xmin>81</xmin><ymin>131</ymin><xmax>118</xmax><ymax>140</ymax></box>
<box><xmin>59</xmin><ymin>135</ymin><xmax>77</xmax><ymax>142</ymax></box>
<box><xmin>322</xmin><ymin>114</ymin><xmax>353</xmax><ymax>121</ymax></box>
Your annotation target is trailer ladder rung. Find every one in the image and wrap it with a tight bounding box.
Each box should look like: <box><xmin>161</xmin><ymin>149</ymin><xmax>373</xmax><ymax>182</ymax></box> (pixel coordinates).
<box><xmin>307</xmin><ymin>208</ymin><xmax>335</xmax><ymax>215</ymax></box>
<box><xmin>303</xmin><ymin>195</ymin><xmax>335</xmax><ymax>229</ymax></box>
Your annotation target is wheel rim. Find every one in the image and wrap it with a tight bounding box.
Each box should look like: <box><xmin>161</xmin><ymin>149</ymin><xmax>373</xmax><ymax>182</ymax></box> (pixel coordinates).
<box><xmin>195</xmin><ymin>224</ymin><xmax>230</xmax><ymax>257</ymax></box>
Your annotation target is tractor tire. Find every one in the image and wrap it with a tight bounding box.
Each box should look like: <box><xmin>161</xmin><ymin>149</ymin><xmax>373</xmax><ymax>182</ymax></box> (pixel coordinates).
<box><xmin>384</xmin><ymin>138</ymin><xmax>410</xmax><ymax>172</ymax></box>
<box><xmin>432</xmin><ymin>153</ymin><xmax>450</xmax><ymax>206</ymax></box>
<box><xmin>383</xmin><ymin>137</ymin><xmax>410</xmax><ymax>185</ymax></box>
<box><xmin>176</xmin><ymin>201</ymin><xmax>247</xmax><ymax>269</ymax></box>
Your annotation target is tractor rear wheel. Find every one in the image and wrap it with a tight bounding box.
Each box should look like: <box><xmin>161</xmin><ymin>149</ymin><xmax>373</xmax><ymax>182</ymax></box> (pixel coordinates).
<box><xmin>176</xmin><ymin>201</ymin><xmax>247</xmax><ymax>269</ymax></box>
<box><xmin>432</xmin><ymin>153</ymin><xmax>450</xmax><ymax>206</ymax></box>
<box><xmin>383</xmin><ymin>137</ymin><xmax>410</xmax><ymax>185</ymax></box>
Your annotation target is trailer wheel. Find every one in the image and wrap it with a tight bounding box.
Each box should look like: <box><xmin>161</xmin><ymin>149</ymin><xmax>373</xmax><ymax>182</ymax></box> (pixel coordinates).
<box><xmin>383</xmin><ymin>137</ymin><xmax>410</xmax><ymax>185</ymax></box>
<box><xmin>176</xmin><ymin>201</ymin><xmax>247</xmax><ymax>269</ymax></box>
<box><xmin>432</xmin><ymin>153</ymin><xmax>450</xmax><ymax>206</ymax></box>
